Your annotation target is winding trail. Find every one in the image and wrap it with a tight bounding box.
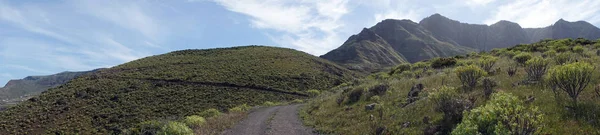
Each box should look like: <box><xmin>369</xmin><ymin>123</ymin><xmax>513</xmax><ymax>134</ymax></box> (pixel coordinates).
<box><xmin>222</xmin><ymin>104</ymin><xmax>315</xmax><ymax>135</ymax></box>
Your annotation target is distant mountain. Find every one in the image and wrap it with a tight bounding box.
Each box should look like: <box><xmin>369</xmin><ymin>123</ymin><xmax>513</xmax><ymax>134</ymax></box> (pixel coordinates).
<box><xmin>0</xmin><ymin>46</ymin><xmax>358</xmax><ymax>134</ymax></box>
<box><xmin>526</xmin><ymin>19</ymin><xmax>600</xmax><ymax>42</ymax></box>
<box><xmin>320</xmin><ymin>28</ymin><xmax>408</xmax><ymax>72</ymax></box>
<box><xmin>323</xmin><ymin>13</ymin><xmax>600</xmax><ymax>72</ymax></box>
<box><xmin>0</xmin><ymin>69</ymin><xmax>100</xmax><ymax>105</ymax></box>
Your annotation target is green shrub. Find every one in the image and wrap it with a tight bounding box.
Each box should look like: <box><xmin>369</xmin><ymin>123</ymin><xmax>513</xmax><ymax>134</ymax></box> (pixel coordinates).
<box><xmin>411</xmin><ymin>62</ymin><xmax>430</xmax><ymax>70</ymax></box>
<box><xmin>228</xmin><ymin>104</ymin><xmax>251</xmax><ymax>113</ymax></box>
<box><xmin>292</xmin><ymin>99</ymin><xmax>304</xmax><ymax>104</ymax></box>
<box><xmin>481</xmin><ymin>77</ymin><xmax>497</xmax><ymax>99</ymax></box>
<box><xmin>456</xmin><ymin>59</ymin><xmax>475</xmax><ymax>66</ymax></box>
<box><xmin>547</xmin><ymin>62</ymin><xmax>594</xmax><ymax>105</ymax></box>
<box><xmin>542</xmin><ymin>50</ymin><xmax>557</xmax><ymax>58</ymax></box>
<box><xmin>263</xmin><ymin>101</ymin><xmax>278</xmax><ymax>106</ymax></box>
<box><xmin>501</xmin><ymin>50</ymin><xmax>518</xmax><ymax>58</ymax></box>
<box><xmin>159</xmin><ymin>121</ymin><xmax>194</xmax><ymax>135</ymax></box>
<box><xmin>400</xmin><ymin>71</ymin><xmax>414</xmax><ymax>78</ymax></box>
<box><xmin>452</xmin><ymin>92</ymin><xmax>543</xmax><ymax>135</ymax></box>
<box><xmin>525</xmin><ymin>57</ymin><xmax>549</xmax><ymax>81</ymax></box>
<box><xmin>478</xmin><ymin>56</ymin><xmax>498</xmax><ymax>73</ymax></box>
<box><xmin>197</xmin><ymin>108</ymin><xmax>221</xmax><ymax>118</ymax></box>
<box><xmin>513</xmin><ymin>52</ymin><xmax>532</xmax><ymax>65</ymax></box>
<box><xmin>455</xmin><ymin>65</ymin><xmax>487</xmax><ymax>90</ymax></box>
<box><xmin>135</xmin><ymin>120</ymin><xmax>163</xmax><ymax>135</ymax></box>
<box><xmin>430</xmin><ymin>57</ymin><xmax>457</xmax><ymax>69</ymax></box>
<box><xmin>594</xmin><ymin>42</ymin><xmax>600</xmax><ymax>49</ymax></box>
<box><xmin>429</xmin><ymin>86</ymin><xmax>471</xmax><ymax>134</ymax></box>
<box><xmin>183</xmin><ymin>115</ymin><xmax>206</xmax><ymax>128</ymax></box>
<box><xmin>367</xmin><ymin>83</ymin><xmax>389</xmax><ymax>96</ymax></box>
<box><xmin>369</xmin><ymin>95</ymin><xmax>380</xmax><ymax>103</ymax></box>
<box><xmin>555</xmin><ymin>45</ymin><xmax>568</xmax><ymax>52</ymax></box>
<box><xmin>347</xmin><ymin>87</ymin><xmax>363</xmax><ymax>104</ymax></box>
<box><xmin>389</xmin><ymin>63</ymin><xmax>411</xmax><ymax>75</ymax></box>
<box><xmin>554</xmin><ymin>52</ymin><xmax>574</xmax><ymax>65</ymax></box>
<box><xmin>573</xmin><ymin>45</ymin><xmax>585</xmax><ymax>54</ymax></box>
<box><xmin>307</xmin><ymin>89</ymin><xmax>321</xmax><ymax>97</ymax></box>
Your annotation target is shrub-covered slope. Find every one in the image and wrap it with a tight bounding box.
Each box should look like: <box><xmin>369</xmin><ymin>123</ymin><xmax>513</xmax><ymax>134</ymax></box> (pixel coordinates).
<box><xmin>0</xmin><ymin>46</ymin><xmax>357</xmax><ymax>134</ymax></box>
<box><xmin>303</xmin><ymin>38</ymin><xmax>600</xmax><ymax>135</ymax></box>
<box><xmin>0</xmin><ymin>70</ymin><xmax>100</xmax><ymax>109</ymax></box>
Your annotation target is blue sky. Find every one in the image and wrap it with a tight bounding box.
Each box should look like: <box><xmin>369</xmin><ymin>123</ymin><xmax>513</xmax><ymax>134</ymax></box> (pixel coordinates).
<box><xmin>1</xmin><ymin>0</ymin><xmax>599</xmax><ymax>85</ymax></box>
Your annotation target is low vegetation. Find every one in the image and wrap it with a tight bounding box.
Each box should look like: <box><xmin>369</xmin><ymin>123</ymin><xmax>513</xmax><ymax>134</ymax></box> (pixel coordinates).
<box><xmin>302</xmin><ymin>38</ymin><xmax>600</xmax><ymax>135</ymax></box>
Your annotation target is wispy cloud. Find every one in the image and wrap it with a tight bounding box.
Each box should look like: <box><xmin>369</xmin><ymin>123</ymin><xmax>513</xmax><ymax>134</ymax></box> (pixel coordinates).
<box><xmin>211</xmin><ymin>0</ymin><xmax>350</xmax><ymax>55</ymax></box>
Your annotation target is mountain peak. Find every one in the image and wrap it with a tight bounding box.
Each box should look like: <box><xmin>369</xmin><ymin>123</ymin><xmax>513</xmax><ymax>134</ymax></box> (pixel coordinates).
<box><xmin>356</xmin><ymin>28</ymin><xmax>380</xmax><ymax>41</ymax></box>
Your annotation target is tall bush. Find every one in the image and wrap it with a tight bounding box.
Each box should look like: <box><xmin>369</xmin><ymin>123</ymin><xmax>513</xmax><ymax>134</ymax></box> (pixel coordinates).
<box><xmin>573</xmin><ymin>45</ymin><xmax>585</xmax><ymax>54</ymax></box>
<box><xmin>452</xmin><ymin>92</ymin><xmax>544</xmax><ymax>135</ymax></box>
<box><xmin>554</xmin><ymin>52</ymin><xmax>573</xmax><ymax>65</ymax></box>
<box><xmin>429</xmin><ymin>86</ymin><xmax>472</xmax><ymax>134</ymax></box>
<box><xmin>431</xmin><ymin>57</ymin><xmax>457</xmax><ymax>69</ymax></box>
<box><xmin>546</xmin><ymin>62</ymin><xmax>594</xmax><ymax>105</ymax></box>
<box><xmin>183</xmin><ymin>115</ymin><xmax>206</xmax><ymax>129</ymax></box>
<box><xmin>455</xmin><ymin>65</ymin><xmax>487</xmax><ymax>90</ymax></box>
<box><xmin>513</xmin><ymin>52</ymin><xmax>532</xmax><ymax>65</ymax></box>
<box><xmin>525</xmin><ymin>57</ymin><xmax>549</xmax><ymax>81</ymax></box>
<box><xmin>389</xmin><ymin>63</ymin><xmax>411</xmax><ymax>75</ymax></box>
<box><xmin>478</xmin><ymin>56</ymin><xmax>498</xmax><ymax>73</ymax></box>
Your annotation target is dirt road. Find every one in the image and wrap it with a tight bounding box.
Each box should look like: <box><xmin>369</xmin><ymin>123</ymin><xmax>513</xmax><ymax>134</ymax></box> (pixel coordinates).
<box><xmin>222</xmin><ymin>104</ymin><xmax>315</xmax><ymax>135</ymax></box>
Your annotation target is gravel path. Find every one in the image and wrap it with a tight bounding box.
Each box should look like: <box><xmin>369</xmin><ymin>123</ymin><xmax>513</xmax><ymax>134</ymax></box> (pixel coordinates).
<box><xmin>222</xmin><ymin>104</ymin><xmax>315</xmax><ymax>135</ymax></box>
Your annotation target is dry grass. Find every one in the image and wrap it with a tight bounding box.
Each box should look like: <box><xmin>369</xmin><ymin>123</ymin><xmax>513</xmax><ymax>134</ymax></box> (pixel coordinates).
<box><xmin>195</xmin><ymin>112</ymin><xmax>248</xmax><ymax>135</ymax></box>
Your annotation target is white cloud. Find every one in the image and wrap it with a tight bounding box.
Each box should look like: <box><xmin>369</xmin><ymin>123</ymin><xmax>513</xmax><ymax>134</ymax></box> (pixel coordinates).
<box><xmin>485</xmin><ymin>0</ymin><xmax>600</xmax><ymax>27</ymax></box>
<box><xmin>374</xmin><ymin>10</ymin><xmax>421</xmax><ymax>23</ymax></box>
<box><xmin>211</xmin><ymin>0</ymin><xmax>349</xmax><ymax>55</ymax></box>
<box><xmin>465</xmin><ymin>0</ymin><xmax>496</xmax><ymax>7</ymax></box>
<box><xmin>3</xmin><ymin>64</ymin><xmax>53</xmax><ymax>74</ymax></box>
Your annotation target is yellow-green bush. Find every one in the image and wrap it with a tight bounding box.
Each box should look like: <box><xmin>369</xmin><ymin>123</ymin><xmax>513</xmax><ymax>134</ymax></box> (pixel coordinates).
<box><xmin>307</xmin><ymin>89</ymin><xmax>321</xmax><ymax>97</ymax></box>
<box><xmin>159</xmin><ymin>121</ymin><xmax>194</xmax><ymax>135</ymax></box>
<box><xmin>228</xmin><ymin>104</ymin><xmax>251</xmax><ymax>113</ymax></box>
<box><xmin>183</xmin><ymin>115</ymin><xmax>206</xmax><ymax>128</ymax></box>
<box><xmin>389</xmin><ymin>63</ymin><xmax>411</xmax><ymax>75</ymax></box>
<box><xmin>554</xmin><ymin>52</ymin><xmax>574</xmax><ymax>65</ymax></box>
<box><xmin>573</xmin><ymin>45</ymin><xmax>585</xmax><ymax>54</ymax></box>
<box><xmin>546</xmin><ymin>62</ymin><xmax>594</xmax><ymax>105</ymax></box>
<box><xmin>411</xmin><ymin>61</ymin><xmax>430</xmax><ymax>70</ymax></box>
<box><xmin>525</xmin><ymin>57</ymin><xmax>549</xmax><ymax>81</ymax></box>
<box><xmin>513</xmin><ymin>52</ymin><xmax>533</xmax><ymax>65</ymax></box>
<box><xmin>197</xmin><ymin>108</ymin><xmax>222</xmax><ymax>118</ymax></box>
<box><xmin>543</xmin><ymin>50</ymin><xmax>557</xmax><ymax>58</ymax></box>
<box><xmin>263</xmin><ymin>101</ymin><xmax>279</xmax><ymax>106</ymax></box>
<box><xmin>452</xmin><ymin>92</ymin><xmax>543</xmax><ymax>135</ymax></box>
<box><xmin>478</xmin><ymin>56</ymin><xmax>498</xmax><ymax>73</ymax></box>
<box><xmin>455</xmin><ymin>65</ymin><xmax>487</xmax><ymax>90</ymax></box>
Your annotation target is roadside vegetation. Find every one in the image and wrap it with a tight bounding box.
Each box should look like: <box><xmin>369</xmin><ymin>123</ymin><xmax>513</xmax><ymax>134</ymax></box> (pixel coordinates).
<box><xmin>302</xmin><ymin>38</ymin><xmax>600</xmax><ymax>134</ymax></box>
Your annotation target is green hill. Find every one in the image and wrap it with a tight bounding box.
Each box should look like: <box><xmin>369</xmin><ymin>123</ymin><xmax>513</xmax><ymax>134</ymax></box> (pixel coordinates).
<box><xmin>0</xmin><ymin>46</ymin><xmax>358</xmax><ymax>134</ymax></box>
<box><xmin>303</xmin><ymin>38</ymin><xmax>600</xmax><ymax>134</ymax></box>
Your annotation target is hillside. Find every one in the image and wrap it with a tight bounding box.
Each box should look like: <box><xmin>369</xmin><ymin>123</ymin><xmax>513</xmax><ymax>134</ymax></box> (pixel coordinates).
<box><xmin>321</xmin><ymin>28</ymin><xmax>408</xmax><ymax>72</ymax></box>
<box><xmin>323</xmin><ymin>13</ymin><xmax>600</xmax><ymax>73</ymax></box>
<box><xmin>0</xmin><ymin>46</ymin><xmax>358</xmax><ymax>134</ymax></box>
<box><xmin>0</xmin><ymin>70</ymin><xmax>99</xmax><ymax>109</ymax></box>
<box><xmin>303</xmin><ymin>38</ymin><xmax>600</xmax><ymax>134</ymax></box>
